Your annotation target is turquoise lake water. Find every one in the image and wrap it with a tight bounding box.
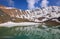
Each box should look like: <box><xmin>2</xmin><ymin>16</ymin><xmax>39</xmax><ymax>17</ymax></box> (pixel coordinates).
<box><xmin>0</xmin><ymin>25</ymin><xmax>60</xmax><ymax>39</ymax></box>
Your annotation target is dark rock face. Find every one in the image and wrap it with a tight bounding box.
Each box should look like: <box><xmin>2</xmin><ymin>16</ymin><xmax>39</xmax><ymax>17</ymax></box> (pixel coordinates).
<box><xmin>11</xmin><ymin>17</ymin><xmax>30</xmax><ymax>23</ymax></box>
<box><xmin>58</xmin><ymin>17</ymin><xmax>60</xmax><ymax>21</ymax></box>
<box><xmin>0</xmin><ymin>9</ymin><xmax>11</xmax><ymax>23</ymax></box>
<box><xmin>44</xmin><ymin>20</ymin><xmax>60</xmax><ymax>26</ymax></box>
<box><xmin>38</xmin><ymin>17</ymin><xmax>45</xmax><ymax>21</ymax></box>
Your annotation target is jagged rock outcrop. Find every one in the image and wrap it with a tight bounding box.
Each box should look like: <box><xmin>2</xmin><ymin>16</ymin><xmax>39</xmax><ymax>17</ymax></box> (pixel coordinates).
<box><xmin>0</xmin><ymin>5</ymin><xmax>31</xmax><ymax>23</ymax></box>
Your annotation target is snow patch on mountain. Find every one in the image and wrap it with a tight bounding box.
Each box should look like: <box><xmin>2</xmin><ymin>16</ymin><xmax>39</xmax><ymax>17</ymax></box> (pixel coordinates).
<box><xmin>0</xmin><ymin>21</ymin><xmax>40</xmax><ymax>27</ymax></box>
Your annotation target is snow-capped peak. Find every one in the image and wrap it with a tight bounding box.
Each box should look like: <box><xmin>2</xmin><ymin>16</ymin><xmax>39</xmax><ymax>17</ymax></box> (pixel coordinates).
<box><xmin>5</xmin><ymin>7</ymin><xmax>15</xmax><ymax>9</ymax></box>
<box><xmin>0</xmin><ymin>5</ymin><xmax>60</xmax><ymax>23</ymax></box>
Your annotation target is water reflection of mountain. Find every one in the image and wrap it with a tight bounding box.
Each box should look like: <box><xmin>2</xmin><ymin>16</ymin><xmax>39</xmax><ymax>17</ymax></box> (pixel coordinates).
<box><xmin>0</xmin><ymin>25</ymin><xmax>60</xmax><ymax>39</ymax></box>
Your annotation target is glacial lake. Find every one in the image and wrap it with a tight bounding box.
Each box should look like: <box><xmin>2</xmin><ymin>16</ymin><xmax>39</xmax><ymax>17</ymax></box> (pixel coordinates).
<box><xmin>0</xmin><ymin>24</ymin><xmax>60</xmax><ymax>39</ymax></box>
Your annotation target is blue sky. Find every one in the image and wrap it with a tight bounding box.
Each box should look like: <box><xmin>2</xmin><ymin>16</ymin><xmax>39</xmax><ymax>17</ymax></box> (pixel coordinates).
<box><xmin>0</xmin><ymin>0</ymin><xmax>60</xmax><ymax>10</ymax></box>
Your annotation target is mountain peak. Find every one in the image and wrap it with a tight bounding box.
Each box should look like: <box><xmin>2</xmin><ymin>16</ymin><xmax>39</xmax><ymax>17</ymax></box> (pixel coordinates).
<box><xmin>0</xmin><ymin>5</ymin><xmax>15</xmax><ymax>9</ymax></box>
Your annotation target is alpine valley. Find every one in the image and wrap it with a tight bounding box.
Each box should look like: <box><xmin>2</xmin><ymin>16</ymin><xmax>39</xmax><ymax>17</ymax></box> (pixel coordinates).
<box><xmin>0</xmin><ymin>5</ymin><xmax>60</xmax><ymax>39</ymax></box>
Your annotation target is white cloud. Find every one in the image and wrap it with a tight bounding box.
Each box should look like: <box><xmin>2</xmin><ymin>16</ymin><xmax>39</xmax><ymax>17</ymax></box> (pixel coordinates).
<box><xmin>40</xmin><ymin>0</ymin><xmax>49</xmax><ymax>8</ymax></box>
<box><xmin>4</xmin><ymin>0</ymin><xmax>14</xmax><ymax>7</ymax></box>
<box><xmin>27</xmin><ymin>0</ymin><xmax>39</xmax><ymax>9</ymax></box>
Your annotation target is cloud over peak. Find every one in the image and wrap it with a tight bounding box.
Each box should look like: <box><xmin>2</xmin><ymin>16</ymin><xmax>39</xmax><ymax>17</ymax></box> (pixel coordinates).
<box><xmin>27</xmin><ymin>0</ymin><xmax>40</xmax><ymax>9</ymax></box>
<box><xmin>7</xmin><ymin>0</ymin><xmax>14</xmax><ymax>7</ymax></box>
<box><xmin>41</xmin><ymin>0</ymin><xmax>49</xmax><ymax>8</ymax></box>
<box><xmin>27</xmin><ymin>0</ymin><xmax>49</xmax><ymax>9</ymax></box>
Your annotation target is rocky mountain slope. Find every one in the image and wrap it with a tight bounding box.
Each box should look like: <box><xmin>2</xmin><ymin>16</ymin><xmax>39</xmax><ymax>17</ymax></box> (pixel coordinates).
<box><xmin>0</xmin><ymin>5</ymin><xmax>60</xmax><ymax>26</ymax></box>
